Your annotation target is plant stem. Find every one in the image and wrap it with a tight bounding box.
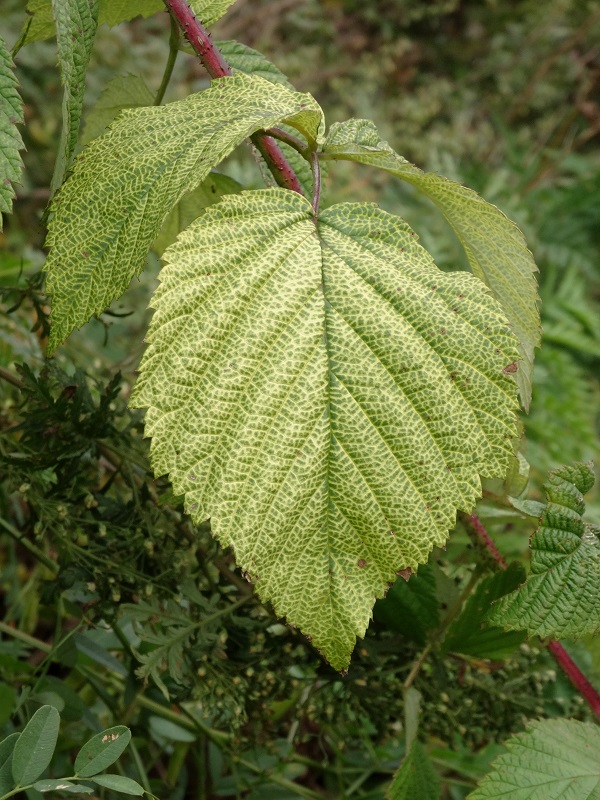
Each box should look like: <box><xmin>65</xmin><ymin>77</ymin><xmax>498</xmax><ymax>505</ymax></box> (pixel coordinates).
<box><xmin>0</xmin><ymin>517</ymin><xmax>58</xmax><ymax>574</ymax></box>
<box><xmin>0</xmin><ymin>620</ymin><xmax>52</xmax><ymax>652</ymax></box>
<box><xmin>154</xmin><ymin>15</ymin><xmax>180</xmax><ymax>105</ymax></box>
<box><xmin>163</xmin><ymin>0</ymin><xmax>303</xmax><ymax>195</ymax></box>
<box><xmin>311</xmin><ymin>151</ymin><xmax>321</xmax><ymax>214</ymax></box>
<box><xmin>466</xmin><ymin>512</ymin><xmax>600</xmax><ymax>719</ymax></box>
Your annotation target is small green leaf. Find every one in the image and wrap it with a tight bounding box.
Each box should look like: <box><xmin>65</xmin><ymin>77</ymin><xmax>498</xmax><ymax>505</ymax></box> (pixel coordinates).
<box><xmin>12</xmin><ymin>705</ymin><xmax>60</xmax><ymax>786</ymax></box>
<box><xmin>468</xmin><ymin>719</ymin><xmax>600</xmax><ymax>799</ymax></box>
<box><xmin>0</xmin><ymin>733</ymin><xmax>20</xmax><ymax>796</ymax></box>
<box><xmin>44</xmin><ymin>73</ymin><xmax>324</xmax><ymax>351</ymax></box>
<box><xmin>322</xmin><ymin>118</ymin><xmax>540</xmax><ymax>409</ymax></box>
<box><xmin>74</xmin><ymin>726</ymin><xmax>131</xmax><ymax>778</ymax></box>
<box><xmin>0</xmin><ymin>34</ymin><xmax>25</xmax><ymax>229</ymax></box>
<box><xmin>50</xmin><ymin>0</ymin><xmax>99</xmax><ymax>196</ymax></box>
<box><xmin>91</xmin><ymin>774</ymin><xmax>144</xmax><ymax>795</ymax></box>
<box><xmin>443</xmin><ymin>563</ymin><xmax>526</xmax><ymax>659</ymax></box>
<box><xmin>131</xmin><ymin>188</ymin><xmax>518</xmax><ymax>669</ymax></box>
<box><xmin>80</xmin><ymin>74</ymin><xmax>155</xmax><ymax>146</ymax></box>
<box><xmin>387</xmin><ymin>741</ymin><xmax>440</xmax><ymax>800</ymax></box>
<box><xmin>487</xmin><ymin>462</ymin><xmax>600</xmax><ymax>639</ymax></box>
<box><xmin>33</xmin><ymin>779</ymin><xmax>94</xmax><ymax>794</ymax></box>
<box><xmin>189</xmin><ymin>0</ymin><xmax>236</xmax><ymax>27</ymax></box>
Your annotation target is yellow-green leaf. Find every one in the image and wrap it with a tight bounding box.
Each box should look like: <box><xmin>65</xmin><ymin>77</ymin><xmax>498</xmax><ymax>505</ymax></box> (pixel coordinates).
<box><xmin>131</xmin><ymin>188</ymin><xmax>518</xmax><ymax>669</ymax></box>
<box><xmin>0</xmin><ymin>34</ymin><xmax>24</xmax><ymax>229</ymax></box>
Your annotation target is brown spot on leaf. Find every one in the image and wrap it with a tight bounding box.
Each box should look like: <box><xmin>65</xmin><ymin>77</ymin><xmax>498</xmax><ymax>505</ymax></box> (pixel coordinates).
<box><xmin>397</xmin><ymin>567</ymin><xmax>412</xmax><ymax>581</ymax></box>
<box><xmin>503</xmin><ymin>361</ymin><xmax>518</xmax><ymax>374</ymax></box>
<box><xmin>357</xmin><ymin>558</ymin><xmax>367</xmax><ymax>568</ymax></box>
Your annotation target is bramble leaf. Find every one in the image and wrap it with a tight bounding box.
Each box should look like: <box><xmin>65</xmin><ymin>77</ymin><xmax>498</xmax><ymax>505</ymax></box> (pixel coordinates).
<box><xmin>322</xmin><ymin>118</ymin><xmax>540</xmax><ymax>409</ymax></box>
<box><xmin>189</xmin><ymin>0</ymin><xmax>237</xmax><ymax>27</ymax></box>
<box><xmin>21</xmin><ymin>0</ymin><xmax>163</xmax><ymax>44</ymax></box>
<box><xmin>0</xmin><ymin>34</ymin><xmax>24</xmax><ymax>229</ymax></box>
<box><xmin>50</xmin><ymin>0</ymin><xmax>99</xmax><ymax>195</ymax></box>
<box><xmin>131</xmin><ymin>188</ymin><xmax>518</xmax><ymax>669</ymax></box>
<box><xmin>386</xmin><ymin>741</ymin><xmax>440</xmax><ymax>800</ymax></box>
<box><xmin>487</xmin><ymin>462</ymin><xmax>600</xmax><ymax>639</ymax></box>
<box><xmin>44</xmin><ymin>73</ymin><xmax>324</xmax><ymax>352</ymax></box>
<box><xmin>468</xmin><ymin>719</ymin><xmax>600</xmax><ymax>799</ymax></box>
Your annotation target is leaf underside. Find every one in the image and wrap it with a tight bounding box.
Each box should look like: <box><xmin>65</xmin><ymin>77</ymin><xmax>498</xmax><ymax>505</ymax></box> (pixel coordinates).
<box><xmin>131</xmin><ymin>188</ymin><xmax>518</xmax><ymax>669</ymax></box>
<box><xmin>468</xmin><ymin>719</ymin><xmax>600</xmax><ymax>799</ymax></box>
<box><xmin>0</xmin><ymin>34</ymin><xmax>24</xmax><ymax>228</ymax></box>
<box><xmin>488</xmin><ymin>462</ymin><xmax>600</xmax><ymax>639</ymax></box>
<box><xmin>44</xmin><ymin>73</ymin><xmax>324</xmax><ymax>352</ymax></box>
<box><xmin>322</xmin><ymin>119</ymin><xmax>540</xmax><ymax>409</ymax></box>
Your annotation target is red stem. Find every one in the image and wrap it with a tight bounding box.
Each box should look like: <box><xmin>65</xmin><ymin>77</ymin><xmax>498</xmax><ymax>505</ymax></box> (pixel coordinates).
<box><xmin>163</xmin><ymin>0</ymin><xmax>303</xmax><ymax>195</ymax></box>
<box><xmin>468</xmin><ymin>513</ymin><xmax>600</xmax><ymax>720</ymax></box>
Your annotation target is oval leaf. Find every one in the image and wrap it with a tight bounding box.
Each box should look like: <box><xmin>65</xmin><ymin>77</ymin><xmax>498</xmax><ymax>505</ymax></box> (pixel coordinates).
<box><xmin>33</xmin><ymin>779</ymin><xmax>94</xmax><ymax>794</ymax></box>
<box><xmin>131</xmin><ymin>188</ymin><xmax>518</xmax><ymax>670</ymax></box>
<box><xmin>468</xmin><ymin>719</ymin><xmax>600</xmax><ymax>799</ymax></box>
<box><xmin>0</xmin><ymin>733</ymin><xmax>20</xmax><ymax>795</ymax></box>
<box><xmin>74</xmin><ymin>726</ymin><xmax>131</xmax><ymax>778</ymax></box>
<box><xmin>91</xmin><ymin>774</ymin><xmax>144</xmax><ymax>796</ymax></box>
<box><xmin>12</xmin><ymin>705</ymin><xmax>60</xmax><ymax>786</ymax></box>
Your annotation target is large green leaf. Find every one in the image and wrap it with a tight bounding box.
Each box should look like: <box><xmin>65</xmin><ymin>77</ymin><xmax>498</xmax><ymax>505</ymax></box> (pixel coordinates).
<box><xmin>44</xmin><ymin>73</ymin><xmax>324</xmax><ymax>352</ymax></box>
<box><xmin>387</xmin><ymin>741</ymin><xmax>440</xmax><ymax>800</ymax></box>
<box><xmin>131</xmin><ymin>188</ymin><xmax>518</xmax><ymax>669</ymax></box>
<box><xmin>189</xmin><ymin>0</ymin><xmax>237</xmax><ymax>27</ymax></box>
<box><xmin>20</xmin><ymin>0</ymin><xmax>163</xmax><ymax>44</ymax></box>
<box><xmin>468</xmin><ymin>719</ymin><xmax>600</xmax><ymax>799</ymax></box>
<box><xmin>0</xmin><ymin>34</ymin><xmax>24</xmax><ymax>229</ymax></box>
<box><xmin>487</xmin><ymin>462</ymin><xmax>600</xmax><ymax>639</ymax></box>
<box><xmin>321</xmin><ymin>119</ymin><xmax>540</xmax><ymax>409</ymax></box>
<box><xmin>50</xmin><ymin>0</ymin><xmax>99</xmax><ymax>196</ymax></box>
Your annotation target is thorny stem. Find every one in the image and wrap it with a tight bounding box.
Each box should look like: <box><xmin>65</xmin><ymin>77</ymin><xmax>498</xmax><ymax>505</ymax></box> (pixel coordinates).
<box><xmin>163</xmin><ymin>0</ymin><xmax>303</xmax><ymax>195</ymax></box>
<box><xmin>466</xmin><ymin>513</ymin><xmax>600</xmax><ymax>720</ymax></box>
<box><xmin>154</xmin><ymin>14</ymin><xmax>180</xmax><ymax>105</ymax></box>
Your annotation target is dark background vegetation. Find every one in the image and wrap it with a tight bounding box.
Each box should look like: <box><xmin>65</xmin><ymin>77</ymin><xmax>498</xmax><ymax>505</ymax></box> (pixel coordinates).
<box><xmin>1</xmin><ymin>1</ymin><xmax>599</xmax><ymax>798</ymax></box>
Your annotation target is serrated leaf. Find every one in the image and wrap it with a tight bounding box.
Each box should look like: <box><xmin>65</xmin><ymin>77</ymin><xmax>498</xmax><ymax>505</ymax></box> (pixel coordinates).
<box><xmin>91</xmin><ymin>774</ymin><xmax>144</xmax><ymax>795</ymax></box>
<box><xmin>74</xmin><ymin>726</ymin><xmax>131</xmax><ymax>777</ymax></box>
<box><xmin>50</xmin><ymin>0</ymin><xmax>99</xmax><ymax>196</ymax></box>
<box><xmin>443</xmin><ymin>563</ymin><xmax>526</xmax><ymax>659</ymax></box>
<box><xmin>468</xmin><ymin>719</ymin><xmax>600</xmax><ymax>799</ymax></box>
<box><xmin>322</xmin><ymin>118</ymin><xmax>540</xmax><ymax>409</ymax></box>
<box><xmin>0</xmin><ymin>34</ymin><xmax>24</xmax><ymax>229</ymax></box>
<box><xmin>20</xmin><ymin>0</ymin><xmax>163</xmax><ymax>44</ymax></box>
<box><xmin>0</xmin><ymin>733</ymin><xmax>20</xmax><ymax>795</ymax></box>
<box><xmin>44</xmin><ymin>73</ymin><xmax>324</xmax><ymax>352</ymax></box>
<box><xmin>387</xmin><ymin>741</ymin><xmax>440</xmax><ymax>800</ymax></box>
<box><xmin>80</xmin><ymin>74</ymin><xmax>154</xmax><ymax>146</ymax></box>
<box><xmin>131</xmin><ymin>188</ymin><xmax>518</xmax><ymax>669</ymax></box>
<box><xmin>189</xmin><ymin>0</ymin><xmax>236</xmax><ymax>27</ymax></box>
<box><xmin>12</xmin><ymin>705</ymin><xmax>60</xmax><ymax>786</ymax></box>
<box><xmin>374</xmin><ymin>563</ymin><xmax>439</xmax><ymax>644</ymax></box>
<box><xmin>487</xmin><ymin>462</ymin><xmax>600</xmax><ymax>639</ymax></box>
<box><xmin>153</xmin><ymin>171</ymin><xmax>242</xmax><ymax>255</ymax></box>
<box><xmin>33</xmin><ymin>779</ymin><xmax>93</xmax><ymax>794</ymax></box>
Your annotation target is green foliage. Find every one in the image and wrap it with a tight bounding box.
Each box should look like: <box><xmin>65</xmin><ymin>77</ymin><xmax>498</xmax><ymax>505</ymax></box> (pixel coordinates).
<box><xmin>80</xmin><ymin>74</ymin><xmax>155</xmax><ymax>146</ymax></box>
<box><xmin>387</xmin><ymin>740</ymin><xmax>439</xmax><ymax>800</ymax></box>
<box><xmin>131</xmin><ymin>187</ymin><xmax>518</xmax><ymax>668</ymax></box>
<box><xmin>189</xmin><ymin>0</ymin><xmax>238</xmax><ymax>27</ymax></box>
<box><xmin>321</xmin><ymin>119</ymin><xmax>541</xmax><ymax>408</ymax></box>
<box><xmin>0</xmin><ymin>34</ymin><xmax>24</xmax><ymax>229</ymax></box>
<box><xmin>468</xmin><ymin>718</ymin><xmax>600</xmax><ymax>799</ymax></box>
<box><xmin>489</xmin><ymin>463</ymin><xmax>600</xmax><ymax>639</ymax></box>
<box><xmin>50</xmin><ymin>0</ymin><xmax>99</xmax><ymax>195</ymax></box>
<box><xmin>12</xmin><ymin>705</ymin><xmax>59</xmax><ymax>786</ymax></box>
<box><xmin>44</xmin><ymin>72</ymin><xmax>323</xmax><ymax>352</ymax></box>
